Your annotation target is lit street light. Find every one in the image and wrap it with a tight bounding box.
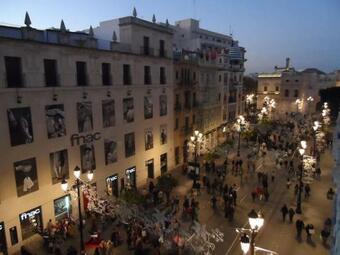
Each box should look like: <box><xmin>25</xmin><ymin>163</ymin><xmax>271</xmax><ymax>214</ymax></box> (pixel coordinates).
<box><xmin>61</xmin><ymin>166</ymin><xmax>94</xmax><ymax>254</ymax></box>
<box><xmin>237</xmin><ymin>209</ymin><xmax>277</xmax><ymax>255</ymax></box>
<box><xmin>234</xmin><ymin>115</ymin><xmax>249</xmax><ymax>156</ymax></box>
<box><xmin>189</xmin><ymin>130</ymin><xmax>204</xmax><ymax>185</ymax></box>
<box><xmin>296</xmin><ymin>141</ymin><xmax>307</xmax><ymax>214</ymax></box>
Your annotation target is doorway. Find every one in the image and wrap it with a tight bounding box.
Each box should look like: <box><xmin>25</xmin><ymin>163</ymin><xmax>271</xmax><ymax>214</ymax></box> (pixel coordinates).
<box><xmin>146</xmin><ymin>159</ymin><xmax>154</xmax><ymax>179</ymax></box>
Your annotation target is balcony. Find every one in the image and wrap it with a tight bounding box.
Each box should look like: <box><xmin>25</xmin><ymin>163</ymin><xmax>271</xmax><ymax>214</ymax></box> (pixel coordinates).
<box><xmin>177</xmin><ymin>79</ymin><xmax>197</xmax><ymax>87</ymax></box>
<box><xmin>140</xmin><ymin>46</ymin><xmax>154</xmax><ymax>56</ymax></box>
<box><xmin>174</xmin><ymin>103</ymin><xmax>182</xmax><ymax>112</ymax></box>
<box><xmin>159</xmin><ymin>49</ymin><xmax>167</xmax><ymax>58</ymax></box>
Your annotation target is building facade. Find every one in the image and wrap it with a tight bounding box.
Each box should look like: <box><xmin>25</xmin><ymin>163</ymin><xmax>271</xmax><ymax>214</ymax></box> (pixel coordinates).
<box><xmin>332</xmin><ymin>111</ymin><xmax>340</xmax><ymax>255</ymax></box>
<box><xmin>0</xmin><ymin>15</ymin><xmax>174</xmax><ymax>254</ymax></box>
<box><xmin>172</xmin><ymin>19</ymin><xmax>246</xmax><ymax>159</ymax></box>
<box><xmin>257</xmin><ymin>58</ymin><xmax>336</xmax><ymax>116</ymax></box>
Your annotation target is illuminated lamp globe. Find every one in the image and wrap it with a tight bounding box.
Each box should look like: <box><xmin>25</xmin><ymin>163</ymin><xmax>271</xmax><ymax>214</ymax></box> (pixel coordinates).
<box><xmin>74</xmin><ymin>166</ymin><xmax>81</xmax><ymax>179</ymax></box>
<box><xmin>87</xmin><ymin>169</ymin><xmax>94</xmax><ymax>181</ymax></box>
<box><xmin>61</xmin><ymin>179</ymin><xmax>68</xmax><ymax>192</ymax></box>
<box><xmin>240</xmin><ymin>233</ymin><xmax>250</xmax><ymax>254</ymax></box>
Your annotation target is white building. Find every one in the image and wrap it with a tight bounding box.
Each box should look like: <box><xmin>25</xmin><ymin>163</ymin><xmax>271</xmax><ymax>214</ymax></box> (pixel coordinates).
<box><xmin>257</xmin><ymin>58</ymin><xmax>336</xmax><ymax>116</ymax></box>
<box><xmin>0</xmin><ymin>13</ymin><xmax>174</xmax><ymax>254</ymax></box>
<box><xmin>332</xmin><ymin>111</ymin><xmax>340</xmax><ymax>255</ymax></box>
<box><xmin>172</xmin><ymin>19</ymin><xmax>246</xmax><ymax>150</ymax></box>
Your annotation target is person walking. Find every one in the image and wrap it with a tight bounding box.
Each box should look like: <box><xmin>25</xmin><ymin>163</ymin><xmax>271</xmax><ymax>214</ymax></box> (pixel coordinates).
<box><xmin>281</xmin><ymin>204</ymin><xmax>288</xmax><ymax>222</ymax></box>
<box><xmin>305</xmin><ymin>184</ymin><xmax>311</xmax><ymax>198</ymax></box>
<box><xmin>211</xmin><ymin>195</ymin><xmax>217</xmax><ymax>209</ymax></box>
<box><xmin>305</xmin><ymin>224</ymin><xmax>314</xmax><ymax>242</ymax></box>
<box><xmin>296</xmin><ymin>219</ymin><xmax>305</xmax><ymax>239</ymax></box>
<box><xmin>288</xmin><ymin>208</ymin><xmax>295</xmax><ymax>223</ymax></box>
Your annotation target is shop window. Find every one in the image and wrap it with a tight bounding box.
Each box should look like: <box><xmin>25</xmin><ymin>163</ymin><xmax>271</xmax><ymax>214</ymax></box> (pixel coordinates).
<box><xmin>19</xmin><ymin>206</ymin><xmax>43</xmax><ymax>240</ymax></box>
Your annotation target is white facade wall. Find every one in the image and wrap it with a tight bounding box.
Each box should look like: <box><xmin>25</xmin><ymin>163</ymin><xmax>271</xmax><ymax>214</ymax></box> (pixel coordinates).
<box><xmin>0</xmin><ymin>27</ymin><xmax>174</xmax><ymax>253</ymax></box>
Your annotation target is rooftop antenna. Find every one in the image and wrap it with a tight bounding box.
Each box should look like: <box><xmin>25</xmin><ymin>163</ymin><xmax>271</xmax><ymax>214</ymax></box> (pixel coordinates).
<box><xmin>133</xmin><ymin>7</ymin><xmax>137</xmax><ymax>17</ymax></box>
<box><xmin>229</xmin><ymin>25</ymin><xmax>233</xmax><ymax>37</ymax></box>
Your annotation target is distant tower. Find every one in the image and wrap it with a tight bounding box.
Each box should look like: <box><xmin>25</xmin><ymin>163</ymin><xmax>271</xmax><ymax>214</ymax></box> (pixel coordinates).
<box><xmin>60</xmin><ymin>20</ymin><xmax>66</xmax><ymax>33</ymax></box>
<box><xmin>133</xmin><ymin>7</ymin><xmax>137</xmax><ymax>17</ymax></box>
<box><xmin>165</xmin><ymin>19</ymin><xmax>169</xmax><ymax>27</ymax></box>
<box><xmin>24</xmin><ymin>11</ymin><xmax>31</xmax><ymax>27</ymax></box>
<box><xmin>286</xmin><ymin>57</ymin><xmax>290</xmax><ymax>70</ymax></box>
<box><xmin>112</xmin><ymin>30</ymin><xmax>117</xmax><ymax>42</ymax></box>
<box><xmin>89</xmin><ymin>26</ymin><xmax>94</xmax><ymax>37</ymax></box>
<box><xmin>152</xmin><ymin>14</ymin><xmax>156</xmax><ymax>23</ymax></box>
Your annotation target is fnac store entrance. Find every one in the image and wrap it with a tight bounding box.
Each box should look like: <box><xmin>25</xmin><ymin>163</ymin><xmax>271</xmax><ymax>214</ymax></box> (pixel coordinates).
<box><xmin>125</xmin><ymin>166</ymin><xmax>136</xmax><ymax>189</ymax></box>
<box><xmin>106</xmin><ymin>174</ymin><xmax>119</xmax><ymax>197</ymax></box>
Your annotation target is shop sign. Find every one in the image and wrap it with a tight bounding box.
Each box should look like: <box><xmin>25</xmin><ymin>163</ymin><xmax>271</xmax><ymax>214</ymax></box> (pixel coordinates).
<box><xmin>71</xmin><ymin>132</ymin><xmax>101</xmax><ymax>146</ymax></box>
<box><xmin>106</xmin><ymin>175</ymin><xmax>118</xmax><ymax>182</ymax></box>
<box><xmin>126</xmin><ymin>167</ymin><xmax>136</xmax><ymax>174</ymax></box>
<box><xmin>19</xmin><ymin>208</ymin><xmax>41</xmax><ymax>221</ymax></box>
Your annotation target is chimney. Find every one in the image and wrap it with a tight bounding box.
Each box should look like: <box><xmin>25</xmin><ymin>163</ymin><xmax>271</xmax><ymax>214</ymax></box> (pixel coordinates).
<box><xmin>286</xmin><ymin>57</ymin><xmax>290</xmax><ymax>69</ymax></box>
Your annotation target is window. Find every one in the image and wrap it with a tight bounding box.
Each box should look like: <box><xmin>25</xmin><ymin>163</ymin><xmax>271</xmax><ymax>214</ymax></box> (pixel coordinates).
<box><xmin>193</xmin><ymin>72</ymin><xmax>196</xmax><ymax>81</ymax></box>
<box><xmin>5</xmin><ymin>56</ymin><xmax>23</xmax><ymax>88</ymax></box>
<box><xmin>175</xmin><ymin>94</ymin><xmax>180</xmax><ymax>105</ymax></box>
<box><xmin>218</xmin><ymin>93</ymin><xmax>221</xmax><ymax>101</ymax></box>
<box><xmin>143</xmin><ymin>36</ymin><xmax>150</xmax><ymax>55</ymax></box>
<box><xmin>76</xmin><ymin>61</ymin><xmax>87</xmax><ymax>86</ymax></box>
<box><xmin>176</xmin><ymin>71</ymin><xmax>179</xmax><ymax>80</ymax></box>
<box><xmin>193</xmin><ymin>92</ymin><xmax>197</xmax><ymax>107</ymax></box>
<box><xmin>275</xmin><ymin>86</ymin><xmax>279</xmax><ymax>92</ymax></box>
<box><xmin>159</xmin><ymin>40</ymin><xmax>165</xmax><ymax>57</ymax></box>
<box><xmin>44</xmin><ymin>59</ymin><xmax>58</xmax><ymax>87</ymax></box>
<box><xmin>175</xmin><ymin>118</ymin><xmax>179</xmax><ymax>130</ymax></box>
<box><xmin>294</xmin><ymin>89</ymin><xmax>299</xmax><ymax>97</ymax></box>
<box><xmin>123</xmin><ymin>64</ymin><xmax>131</xmax><ymax>85</ymax></box>
<box><xmin>102</xmin><ymin>63</ymin><xmax>111</xmax><ymax>86</ymax></box>
<box><xmin>144</xmin><ymin>66</ymin><xmax>151</xmax><ymax>85</ymax></box>
<box><xmin>264</xmin><ymin>86</ymin><xmax>267</xmax><ymax>92</ymax></box>
<box><xmin>185</xmin><ymin>117</ymin><xmax>189</xmax><ymax>130</ymax></box>
<box><xmin>192</xmin><ymin>114</ymin><xmax>196</xmax><ymax>124</ymax></box>
<box><xmin>219</xmin><ymin>75</ymin><xmax>222</xmax><ymax>82</ymax></box>
<box><xmin>160</xmin><ymin>153</ymin><xmax>167</xmax><ymax>174</ymax></box>
<box><xmin>284</xmin><ymin>89</ymin><xmax>289</xmax><ymax>97</ymax></box>
<box><xmin>175</xmin><ymin>147</ymin><xmax>180</xmax><ymax>165</ymax></box>
<box><xmin>160</xmin><ymin>67</ymin><xmax>166</xmax><ymax>84</ymax></box>
<box><xmin>184</xmin><ymin>91</ymin><xmax>191</xmax><ymax>109</ymax></box>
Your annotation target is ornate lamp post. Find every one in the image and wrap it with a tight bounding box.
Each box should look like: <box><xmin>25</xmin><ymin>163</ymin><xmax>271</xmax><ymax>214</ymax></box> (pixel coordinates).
<box><xmin>190</xmin><ymin>130</ymin><xmax>204</xmax><ymax>185</ymax></box>
<box><xmin>307</xmin><ymin>96</ymin><xmax>314</xmax><ymax>116</ymax></box>
<box><xmin>237</xmin><ymin>209</ymin><xmax>277</xmax><ymax>255</ymax></box>
<box><xmin>61</xmin><ymin>166</ymin><xmax>94</xmax><ymax>254</ymax></box>
<box><xmin>234</xmin><ymin>115</ymin><xmax>249</xmax><ymax>156</ymax></box>
<box><xmin>296</xmin><ymin>141</ymin><xmax>307</xmax><ymax>214</ymax></box>
<box><xmin>312</xmin><ymin>121</ymin><xmax>320</xmax><ymax>157</ymax></box>
<box><xmin>246</xmin><ymin>94</ymin><xmax>255</xmax><ymax>117</ymax></box>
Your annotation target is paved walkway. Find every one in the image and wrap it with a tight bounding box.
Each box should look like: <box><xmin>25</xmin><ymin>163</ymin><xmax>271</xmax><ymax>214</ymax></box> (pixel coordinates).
<box><xmin>23</xmin><ymin>142</ymin><xmax>334</xmax><ymax>255</ymax></box>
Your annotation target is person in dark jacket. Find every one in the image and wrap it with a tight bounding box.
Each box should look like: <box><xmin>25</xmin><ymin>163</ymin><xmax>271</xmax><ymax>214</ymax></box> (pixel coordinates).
<box><xmin>296</xmin><ymin>219</ymin><xmax>305</xmax><ymax>239</ymax></box>
<box><xmin>288</xmin><ymin>208</ymin><xmax>295</xmax><ymax>223</ymax></box>
<box><xmin>281</xmin><ymin>204</ymin><xmax>288</xmax><ymax>222</ymax></box>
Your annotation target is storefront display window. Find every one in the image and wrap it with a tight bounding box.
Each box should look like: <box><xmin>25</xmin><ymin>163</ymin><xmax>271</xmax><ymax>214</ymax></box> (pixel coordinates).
<box><xmin>54</xmin><ymin>195</ymin><xmax>72</xmax><ymax>221</ymax></box>
<box><xmin>0</xmin><ymin>222</ymin><xmax>8</xmax><ymax>255</ymax></box>
<box><xmin>19</xmin><ymin>206</ymin><xmax>43</xmax><ymax>240</ymax></box>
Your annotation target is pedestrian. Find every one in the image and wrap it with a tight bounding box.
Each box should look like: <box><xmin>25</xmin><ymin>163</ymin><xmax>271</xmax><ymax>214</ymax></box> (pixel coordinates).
<box><xmin>251</xmin><ymin>190</ymin><xmax>257</xmax><ymax>202</ymax></box>
<box><xmin>211</xmin><ymin>195</ymin><xmax>217</xmax><ymax>209</ymax></box>
<box><xmin>281</xmin><ymin>204</ymin><xmax>288</xmax><ymax>222</ymax></box>
<box><xmin>149</xmin><ymin>181</ymin><xmax>155</xmax><ymax>194</ymax></box>
<box><xmin>232</xmin><ymin>189</ymin><xmax>237</xmax><ymax>206</ymax></box>
<box><xmin>305</xmin><ymin>184</ymin><xmax>311</xmax><ymax>198</ymax></box>
<box><xmin>288</xmin><ymin>208</ymin><xmax>295</xmax><ymax>223</ymax></box>
<box><xmin>296</xmin><ymin>219</ymin><xmax>305</xmax><ymax>239</ymax></box>
<box><xmin>264</xmin><ymin>189</ymin><xmax>270</xmax><ymax>202</ymax></box>
<box><xmin>294</xmin><ymin>184</ymin><xmax>299</xmax><ymax>196</ymax></box>
<box><xmin>321</xmin><ymin>228</ymin><xmax>330</xmax><ymax>245</ymax></box>
<box><xmin>305</xmin><ymin>224</ymin><xmax>314</xmax><ymax>242</ymax></box>
<box><xmin>229</xmin><ymin>205</ymin><xmax>235</xmax><ymax>222</ymax></box>
<box><xmin>286</xmin><ymin>178</ymin><xmax>291</xmax><ymax>189</ymax></box>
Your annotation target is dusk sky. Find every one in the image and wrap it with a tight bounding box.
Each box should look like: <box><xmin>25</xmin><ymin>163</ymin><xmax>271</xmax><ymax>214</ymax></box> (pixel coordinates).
<box><xmin>1</xmin><ymin>0</ymin><xmax>339</xmax><ymax>74</ymax></box>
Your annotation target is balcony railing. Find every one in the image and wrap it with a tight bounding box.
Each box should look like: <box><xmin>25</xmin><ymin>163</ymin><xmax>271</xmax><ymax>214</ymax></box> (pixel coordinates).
<box><xmin>159</xmin><ymin>49</ymin><xmax>167</xmax><ymax>58</ymax></box>
<box><xmin>174</xmin><ymin>103</ymin><xmax>182</xmax><ymax>112</ymax></box>
<box><xmin>140</xmin><ymin>46</ymin><xmax>154</xmax><ymax>56</ymax></box>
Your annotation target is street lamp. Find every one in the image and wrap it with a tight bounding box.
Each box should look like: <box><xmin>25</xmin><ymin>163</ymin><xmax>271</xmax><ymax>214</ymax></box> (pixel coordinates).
<box><xmin>61</xmin><ymin>166</ymin><xmax>95</xmax><ymax>254</ymax></box>
<box><xmin>190</xmin><ymin>130</ymin><xmax>204</xmax><ymax>185</ymax></box>
<box><xmin>246</xmin><ymin>94</ymin><xmax>255</xmax><ymax>117</ymax></box>
<box><xmin>234</xmin><ymin>115</ymin><xmax>249</xmax><ymax>156</ymax></box>
<box><xmin>312</xmin><ymin>121</ymin><xmax>320</xmax><ymax>157</ymax></box>
<box><xmin>296</xmin><ymin>141</ymin><xmax>306</xmax><ymax>214</ymax></box>
<box><xmin>237</xmin><ymin>209</ymin><xmax>270</xmax><ymax>255</ymax></box>
<box><xmin>295</xmin><ymin>99</ymin><xmax>303</xmax><ymax>113</ymax></box>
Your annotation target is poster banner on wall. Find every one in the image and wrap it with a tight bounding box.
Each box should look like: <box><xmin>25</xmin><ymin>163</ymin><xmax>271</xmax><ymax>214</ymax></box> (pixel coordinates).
<box><xmin>14</xmin><ymin>158</ymin><xmax>39</xmax><ymax>197</ymax></box>
<box><xmin>77</xmin><ymin>102</ymin><xmax>93</xmax><ymax>133</ymax></box>
<box><xmin>45</xmin><ymin>104</ymin><xmax>66</xmax><ymax>139</ymax></box>
<box><xmin>7</xmin><ymin>107</ymin><xmax>34</xmax><ymax>146</ymax></box>
<box><xmin>50</xmin><ymin>149</ymin><xmax>69</xmax><ymax>184</ymax></box>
